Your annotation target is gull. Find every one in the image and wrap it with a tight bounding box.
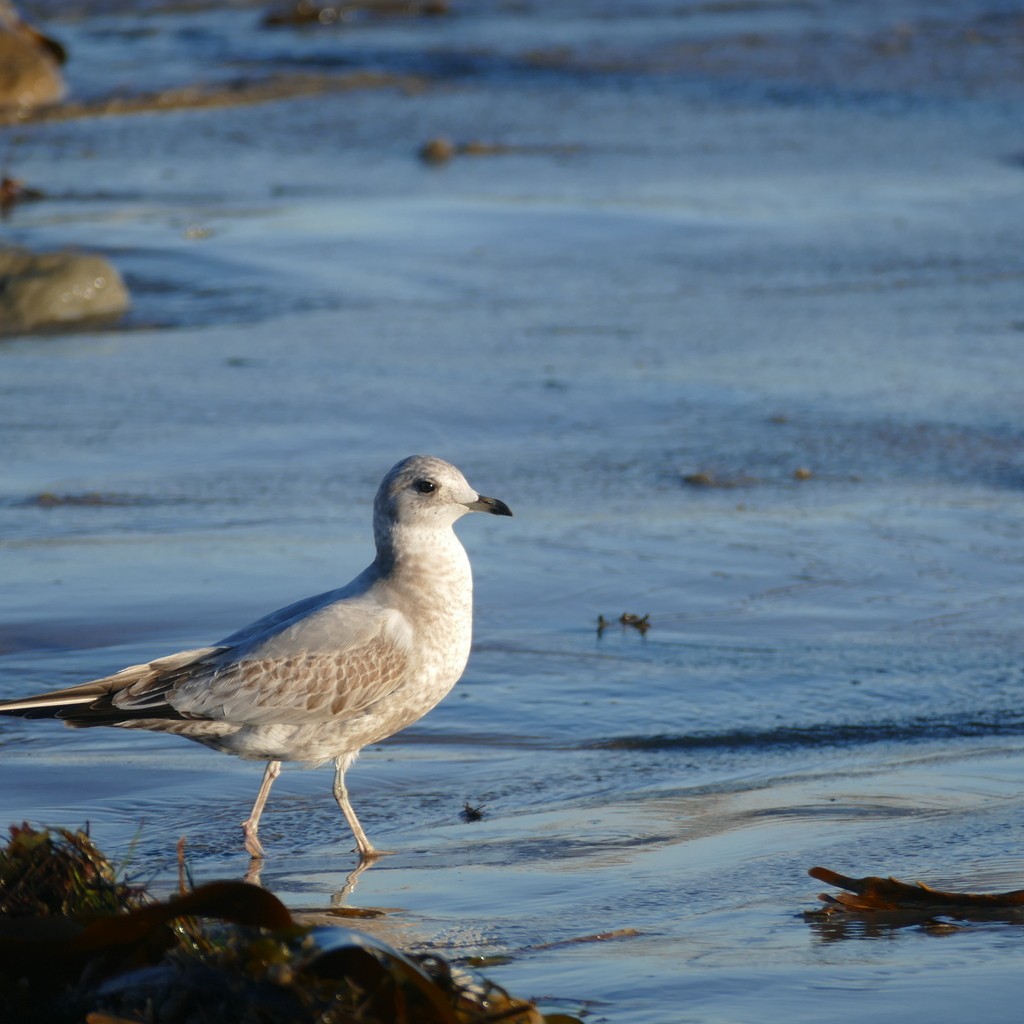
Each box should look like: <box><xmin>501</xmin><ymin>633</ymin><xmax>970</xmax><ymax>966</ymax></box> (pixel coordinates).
<box><xmin>0</xmin><ymin>455</ymin><xmax>512</xmax><ymax>860</ymax></box>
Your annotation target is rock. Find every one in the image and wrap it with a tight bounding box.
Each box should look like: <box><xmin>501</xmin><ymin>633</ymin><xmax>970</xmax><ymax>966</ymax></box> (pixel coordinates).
<box><xmin>0</xmin><ymin>247</ymin><xmax>130</xmax><ymax>335</ymax></box>
<box><xmin>419</xmin><ymin>136</ymin><xmax>455</xmax><ymax>164</ymax></box>
<box><xmin>0</xmin><ymin>23</ymin><xmax>65</xmax><ymax>111</ymax></box>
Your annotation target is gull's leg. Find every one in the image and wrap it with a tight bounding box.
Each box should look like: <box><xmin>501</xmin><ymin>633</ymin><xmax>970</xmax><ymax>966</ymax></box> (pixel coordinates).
<box><xmin>241</xmin><ymin>759</ymin><xmax>281</xmax><ymax>859</ymax></box>
<box><xmin>333</xmin><ymin>755</ymin><xmax>378</xmax><ymax>860</ymax></box>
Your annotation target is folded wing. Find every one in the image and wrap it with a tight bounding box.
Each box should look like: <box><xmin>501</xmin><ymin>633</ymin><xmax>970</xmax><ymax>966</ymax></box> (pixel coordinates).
<box><xmin>0</xmin><ymin>597</ymin><xmax>414</xmax><ymax>729</ymax></box>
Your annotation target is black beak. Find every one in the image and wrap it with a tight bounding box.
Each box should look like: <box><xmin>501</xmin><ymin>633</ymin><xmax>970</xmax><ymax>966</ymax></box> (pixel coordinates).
<box><xmin>466</xmin><ymin>494</ymin><xmax>513</xmax><ymax>517</ymax></box>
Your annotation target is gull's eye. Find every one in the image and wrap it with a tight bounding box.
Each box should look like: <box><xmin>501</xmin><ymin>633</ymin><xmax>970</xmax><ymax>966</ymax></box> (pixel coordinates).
<box><xmin>415</xmin><ymin>479</ymin><xmax>437</xmax><ymax>494</ymax></box>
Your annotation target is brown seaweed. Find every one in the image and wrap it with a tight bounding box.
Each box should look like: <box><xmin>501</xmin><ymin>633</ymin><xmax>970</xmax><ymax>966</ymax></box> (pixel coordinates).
<box><xmin>809</xmin><ymin>865</ymin><xmax>1024</xmax><ymax>915</ymax></box>
<box><xmin>0</xmin><ymin>824</ymin><xmax>578</xmax><ymax>1024</ymax></box>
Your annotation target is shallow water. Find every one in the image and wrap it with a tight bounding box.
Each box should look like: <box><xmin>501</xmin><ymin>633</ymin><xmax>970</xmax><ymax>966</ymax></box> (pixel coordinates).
<box><xmin>3</xmin><ymin>1</ymin><xmax>1024</xmax><ymax>1020</ymax></box>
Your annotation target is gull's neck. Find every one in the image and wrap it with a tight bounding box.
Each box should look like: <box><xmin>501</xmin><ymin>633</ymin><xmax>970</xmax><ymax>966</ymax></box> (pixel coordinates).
<box><xmin>374</xmin><ymin>522</ymin><xmax>471</xmax><ymax>582</ymax></box>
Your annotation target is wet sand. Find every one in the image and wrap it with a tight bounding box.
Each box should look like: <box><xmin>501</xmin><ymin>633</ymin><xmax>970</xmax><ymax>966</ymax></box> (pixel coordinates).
<box><xmin>3</xmin><ymin>1</ymin><xmax>1024</xmax><ymax>1020</ymax></box>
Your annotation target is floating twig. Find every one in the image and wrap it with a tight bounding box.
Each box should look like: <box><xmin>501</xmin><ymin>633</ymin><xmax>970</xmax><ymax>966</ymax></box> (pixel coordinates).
<box><xmin>809</xmin><ymin>865</ymin><xmax>1024</xmax><ymax>914</ymax></box>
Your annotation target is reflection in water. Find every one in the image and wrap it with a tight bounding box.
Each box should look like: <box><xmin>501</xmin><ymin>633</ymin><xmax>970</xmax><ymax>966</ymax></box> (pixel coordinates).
<box><xmin>807</xmin><ymin>909</ymin><xmax>1024</xmax><ymax>942</ymax></box>
<box><xmin>332</xmin><ymin>857</ymin><xmax>378</xmax><ymax>905</ymax></box>
<box><xmin>246</xmin><ymin>849</ymin><xmax>377</xmax><ymax>902</ymax></box>
<box><xmin>248</xmin><ymin>853</ymin><xmax>425</xmax><ymax>952</ymax></box>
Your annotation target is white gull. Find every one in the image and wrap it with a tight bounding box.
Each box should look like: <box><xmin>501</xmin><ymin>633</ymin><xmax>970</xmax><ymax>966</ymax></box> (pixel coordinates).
<box><xmin>0</xmin><ymin>455</ymin><xmax>512</xmax><ymax>860</ymax></box>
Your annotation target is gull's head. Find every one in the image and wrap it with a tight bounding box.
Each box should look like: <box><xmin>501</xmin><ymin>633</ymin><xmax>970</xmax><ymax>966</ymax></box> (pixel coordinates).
<box><xmin>374</xmin><ymin>455</ymin><xmax>512</xmax><ymax>544</ymax></box>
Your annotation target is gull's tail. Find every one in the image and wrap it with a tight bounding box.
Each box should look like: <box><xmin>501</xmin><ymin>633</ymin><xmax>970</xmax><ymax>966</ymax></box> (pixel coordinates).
<box><xmin>0</xmin><ymin>646</ymin><xmax>222</xmax><ymax>725</ymax></box>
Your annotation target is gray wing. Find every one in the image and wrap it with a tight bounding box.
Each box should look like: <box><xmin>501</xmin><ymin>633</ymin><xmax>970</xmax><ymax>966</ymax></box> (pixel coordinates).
<box><xmin>213</xmin><ymin>567</ymin><xmax>377</xmax><ymax>648</ymax></box>
<box><xmin>115</xmin><ymin>600</ymin><xmax>415</xmax><ymax>726</ymax></box>
<box><xmin>0</xmin><ymin>588</ymin><xmax>415</xmax><ymax>729</ymax></box>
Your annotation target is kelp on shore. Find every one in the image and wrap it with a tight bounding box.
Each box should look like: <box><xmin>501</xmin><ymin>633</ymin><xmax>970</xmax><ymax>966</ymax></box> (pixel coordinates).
<box><xmin>0</xmin><ymin>824</ymin><xmax>580</xmax><ymax>1024</ymax></box>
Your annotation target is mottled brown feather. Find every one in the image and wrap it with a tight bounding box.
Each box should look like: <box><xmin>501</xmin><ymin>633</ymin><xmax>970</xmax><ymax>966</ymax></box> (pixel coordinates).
<box><xmin>108</xmin><ymin>635</ymin><xmax>412</xmax><ymax>727</ymax></box>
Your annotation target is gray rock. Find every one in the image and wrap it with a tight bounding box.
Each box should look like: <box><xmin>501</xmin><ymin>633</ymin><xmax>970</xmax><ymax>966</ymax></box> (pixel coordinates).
<box><xmin>0</xmin><ymin>247</ymin><xmax>130</xmax><ymax>335</ymax></box>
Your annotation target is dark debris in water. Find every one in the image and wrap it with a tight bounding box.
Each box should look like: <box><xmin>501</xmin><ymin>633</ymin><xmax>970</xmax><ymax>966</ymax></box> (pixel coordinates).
<box><xmin>15</xmin><ymin>492</ymin><xmax>202</xmax><ymax>510</ymax></box>
<box><xmin>0</xmin><ymin>824</ymin><xmax>578</xmax><ymax>1024</ymax></box>
<box><xmin>682</xmin><ymin>470</ymin><xmax>756</xmax><ymax>489</ymax></box>
<box><xmin>24</xmin><ymin>492</ymin><xmax>146</xmax><ymax>508</ymax></box>
<box><xmin>460</xmin><ymin>801</ymin><xmax>485</xmax><ymax>822</ymax></box>
<box><xmin>0</xmin><ymin>175</ymin><xmax>45</xmax><ymax>217</ymax></box>
<box><xmin>683</xmin><ymin>467</ymin><xmax>816</xmax><ymax>488</ymax></box>
<box><xmin>263</xmin><ymin>0</ymin><xmax>449</xmax><ymax>28</ymax></box>
<box><xmin>596</xmin><ymin>613</ymin><xmax>650</xmax><ymax>636</ymax></box>
<box><xmin>418</xmin><ymin>136</ymin><xmax>579</xmax><ymax>165</ymax></box>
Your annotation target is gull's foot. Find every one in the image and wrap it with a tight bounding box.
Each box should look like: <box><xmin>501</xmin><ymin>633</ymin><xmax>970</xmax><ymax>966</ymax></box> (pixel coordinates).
<box><xmin>355</xmin><ymin>844</ymin><xmax>394</xmax><ymax>862</ymax></box>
